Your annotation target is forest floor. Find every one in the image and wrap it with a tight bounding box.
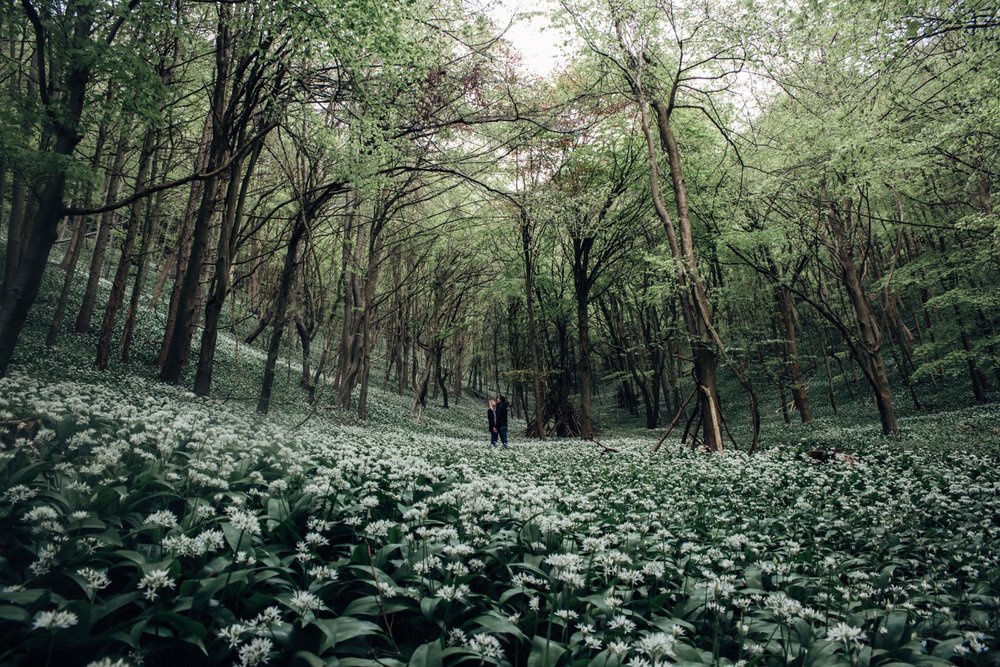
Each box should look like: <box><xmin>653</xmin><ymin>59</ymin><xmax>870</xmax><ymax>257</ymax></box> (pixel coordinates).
<box><xmin>0</xmin><ymin>266</ymin><xmax>998</xmax><ymax>667</ymax></box>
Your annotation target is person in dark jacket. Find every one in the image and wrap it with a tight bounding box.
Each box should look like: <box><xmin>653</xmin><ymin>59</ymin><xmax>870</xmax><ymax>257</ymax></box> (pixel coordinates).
<box><xmin>495</xmin><ymin>395</ymin><xmax>509</xmax><ymax>447</ymax></box>
<box><xmin>487</xmin><ymin>399</ymin><xmax>498</xmax><ymax>446</ymax></box>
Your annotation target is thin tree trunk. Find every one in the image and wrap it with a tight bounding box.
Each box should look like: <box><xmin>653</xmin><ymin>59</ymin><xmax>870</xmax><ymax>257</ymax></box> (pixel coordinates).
<box><xmin>257</xmin><ymin>212</ymin><xmax>307</xmax><ymax>414</ymax></box>
<box><xmin>2</xmin><ymin>55</ymin><xmax>38</xmax><ymax>294</ymax></box>
<box><xmin>194</xmin><ymin>139</ymin><xmax>260</xmax><ymax>395</ymax></box>
<box><xmin>160</xmin><ymin>12</ymin><xmax>231</xmax><ymax>383</ymax></box>
<box><xmin>519</xmin><ymin>207</ymin><xmax>546</xmax><ymax>438</ymax></box>
<box><xmin>336</xmin><ymin>191</ymin><xmax>365</xmax><ymax>408</ymax></box>
<box><xmin>75</xmin><ymin>128</ymin><xmax>131</xmax><ymax>333</ymax></box>
<box><xmin>356</xmin><ymin>234</ymin><xmax>383</xmax><ymax>420</ymax></box>
<box><xmin>121</xmin><ymin>152</ymin><xmax>168</xmax><ymax>363</ymax></box>
<box><xmin>96</xmin><ymin>127</ymin><xmax>157</xmax><ymax>370</ymax></box>
<box><xmin>636</xmin><ymin>86</ymin><xmax>725</xmax><ymax>450</ymax></box>
<box><xmin>775</xmin><ymin>284</ymin><xmax>813</xmax><ymax>422</ymax></box>
<box><xmin>823</xmin><ymin>184</ymin><xmax>898</xmax><ymax>434</ymax></box>
<box><xmin>575</xmin><ymin>283</ymin><xmax>593</xmax><ymax>439</ymax></box>
<box><xmin>56</xmin><ymin>103</ymin><xmax>109</xmax><ymax>275</ymax></box>
<box><xmin>46</xmin><ymin>213</ymin><xmax>87</xmax><ymax>347</ymax></box>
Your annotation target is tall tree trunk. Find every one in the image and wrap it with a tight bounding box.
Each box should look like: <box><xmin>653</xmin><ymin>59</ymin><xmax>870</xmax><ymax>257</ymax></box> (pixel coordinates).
<box><xmin>96</xmin><ymin>127</ymin><xmax>157</xmax><ymax>369</ymax></box>
<box><xmin>575</xmin><ymin>296</ymin><xmax>595</xmax><ymax>435</ymax></box>
<box><xmin>0</xmin><ymin>8</ymin><xmax>94</xmax><ymax>377</ymax></box>
<box><xmin>255</xmin><ymin>180</ymin><xmax>345</xmax><ymax>413</ymax></box>
<box><xmin>636</xmin><ymin>89</ymin><xmax>725</xmax><ymax>450</ymax></box>
<box><xmin>452</xmin><ymin>331</ymin><xmax>465</xmax><ymax>403</ymax></box>
<box><xmin>824</xmin><ymin>185</ymin><xmax>898</xmax><ymax>434</ymax></box>
<box><xmin>573</xmin><ymin>258</ymin><xmax>594</xmax><ymax>439</ymax></box>
<box><xmin>75</xmin><ymin>128</ymin><xmax>131</xmax><ymax>333</ymax></box>
<box><xmin>411</xmin><ymin>342</ymin><xmax>435</xmax><ymax>414</ymax></box>
<box><xmin>519</xmin><ymin>207</ymin><xmax>546</xmax><ymax>438</ymax></box>
<box><xmin>2</xmin><ymin>55</ymin><xmax>38</xmax><ymax>294</ymax></box>
<box><xmin>960</xmin><ymin>322</ymin><xmax>989</xmax><ymax>402</ymax></box>
<box><xmin>194</xmin><ymin>138</ymin><xmax>260</xmax><ymax>396</ymax></box>
<box><xmin>433</xmin><ymin>342</ymin><xmax>448</xmax><ymax>408</ymax></box>
<box><xmin>336</xmin><ymin>192</ymin><xmax>365</xmax><ymax>408</ymax></box>
<box><xmin>775</xmin><ymin>284</ymin><xmax>813</xmax><ymax>423</ymax></box>
<box><xmin>46</xmin><ymin>181</ymin><xmax>94</xmax><ymax>349</ymax></box>
<box><xmin>120</xmin><ymin>150</ymin><xmax>168</xmax><ymax>364</ymax></box>
<box><xmin>257</xmin><ymin>212</ymin><xmax>307</xmax><ymax>414</ymax></box>
<box><xmin>46</xmin><ymin>211</ymin><xmax>87</xmax><ymax>347</ymax></box>
<box><xmin>356</xmin><ymin>233</ymin><xmax>383</xmax><ymax>420</ymax></box>
<box><xmin>160</xmin><ymin>11</ymin><xmax>231</xmax><ymax>384</ymax></box>
<box><xmin>296</xmin><ymin>318</ymin><xmax>314</xmax><ymax>390</ymax></box>
<box><xmin>151</xmin><ymin>118</ymin><xmax>209</xmax><ymax>317</ymax></box>
<box><xmin>634</xmin><ymin>300</ymin><xmax>666</xmax><ymax>428</ymax></box>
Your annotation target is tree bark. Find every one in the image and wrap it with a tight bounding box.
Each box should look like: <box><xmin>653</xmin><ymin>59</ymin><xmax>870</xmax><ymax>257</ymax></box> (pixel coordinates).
<box><xmin>356</xmin><ymin>232</ymin><xmax>383</xmax><ymax>420</ymax></box>
<box><xmin>635</xmin><ymin>88</ymin><xmax>725</xmax><ymax>450</ymax></box>
<box><xmin>0</xmin><ymin>5</ymin><xmax>94</xmax><ymax>377</ymax></box>
<box><xmin>775</xmin><ymin>284</ymin><xmax>813</xmax><ymax>422</ymax></box>
<box><xmin>120</xmin><ymin>150</ymin><xmax>168</xmax><ymax>364</ymax></box>
<box><xmin>822</xmin><ymin>183</ymin><xmax>899</xmax><ymax>434</ymax></box>
<box><xmin>160</xmin><ymin>9</ymin><xmax>232</xmax><ymax>384</ymax></box>
<box><xmin>335</xmin><ymin>191</ymin><xmax>366</xmax><ymax>408</ymax></box>
<box><xmin>256</xmin><ymin>182</ymin><xmax>343</xmax><ymax>413</ymax></box>
<box><xmin>519</xmin><ymin>207</ymin><xmax>546</xmax><ymax>438</ymax></box>
<box><xmin>46</xmin><ymin>213</ymin><xmax>87</xmax><ymax>347</ymax></box>
<box><xmin>257</xmin><ymin>212</ymin><xmax>307</xmax><ymax>414</ymax></box>
<box><xmin>96</xmin><ymin>127</ymin><xmax>156</xmax><ymax>370</ymax></box>
<box><xmin>75</xmin><ymin>128</ymin><xmax>131</xmax><ymax>333</ymax></box>
<box><xmin>2</xmin><ymin>55</ymin><xmax>38</xmax><ymax>294</ymax></box>
<box><xmin>194</xmin><ymin>138</ymin><xmax>260</xmax><ymax>396</ymax></box>
<box><xmin>572</xmin><ymin>237</ymin><xmax>595</xmax><ymax>439</ymax></box>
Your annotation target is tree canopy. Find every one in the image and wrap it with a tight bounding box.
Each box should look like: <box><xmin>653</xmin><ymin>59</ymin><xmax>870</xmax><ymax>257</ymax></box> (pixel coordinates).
<box><xmin>0</xmin><ymin>0</ymin><xmax>997</xmax><ymax>441</ymax></box>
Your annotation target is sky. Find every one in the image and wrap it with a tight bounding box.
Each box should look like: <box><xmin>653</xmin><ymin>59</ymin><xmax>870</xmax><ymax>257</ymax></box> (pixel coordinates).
<box><xmin>481</xmin><ymin>0</ymin><xmax>570</xmax><ymax>77</ymax></box>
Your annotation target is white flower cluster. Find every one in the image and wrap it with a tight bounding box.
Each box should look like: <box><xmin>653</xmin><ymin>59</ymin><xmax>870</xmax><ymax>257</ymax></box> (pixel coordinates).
<box><xmin>137</xmin><ymin>568</ymin><xmax>176</xmax><ymax>601</ymax></box>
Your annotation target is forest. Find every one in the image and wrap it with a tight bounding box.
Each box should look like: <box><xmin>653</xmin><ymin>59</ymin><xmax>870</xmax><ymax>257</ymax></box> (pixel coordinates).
<box><xmin>0</xmin><ymin>0</ymin><xmax>998</xmax><ymax>665</ymax></box>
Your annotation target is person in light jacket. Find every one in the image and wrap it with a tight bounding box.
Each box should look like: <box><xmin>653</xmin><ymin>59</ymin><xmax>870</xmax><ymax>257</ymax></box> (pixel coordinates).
<box><xmin>486</xmin><ymin>399</ymin><xmax>498</xmax><ymax>446</ymax></box>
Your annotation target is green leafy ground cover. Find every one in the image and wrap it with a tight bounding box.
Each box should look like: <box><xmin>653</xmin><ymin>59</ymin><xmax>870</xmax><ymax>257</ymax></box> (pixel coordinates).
<box><xmin>1</xmin><ymin>265</ymin><xmax>999</xmax><ymax>666</ymax></box>
<box><xmin>1</xmin><ymin>359</ymin><xmax>999</xmax><ymax>667</ymax></box>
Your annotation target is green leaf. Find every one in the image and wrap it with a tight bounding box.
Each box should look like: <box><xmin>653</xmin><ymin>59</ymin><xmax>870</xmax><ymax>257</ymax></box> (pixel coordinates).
<box><xmin>314</xmin><ymin>616</ymin><xmax>383</xmax><ymax>649</ymax></box>
<box><xmin>913</xmin><ymin>657</ymin><xmax>955</xmax><ymax>667</ymax></box>
<box><xmin>0</xmin><ymin>605</ymin><xmax>30</xmax><ymax>623</ymax></box>
<box><xmin>223</xmin><ymin>522</ymin><xmax>247</xmax><ymax>552</ymax></box>
<box><xmin>802</xmin><ymin>639</ymin><xmax>850</xmax><ymax>667</ymax></box>
<box><xmin>342</xmin><ymin>595</ymin><xmax>381</xmax><ymax>618</ymax></box>
<box><xmin>157</xmin><ymin>611</ymin><xmax>207</xmax><ymax>642</ymax></box>
<box><xmin>874</xmin><ymin>611</ymin><xmax>908</xmax><ymax>650</ymax></box>
<box><xmin>469</xmin><ymin>613</ymin><xmax>528</xmax><ymax>641</ymax></box>
<box><xmin>672</xmin><ymin>643</ymin><xmax>707</xmax><ymax>664</ymax></box>
<box><xmin>586</xmin><ymin>651</ymin><xmax>622</xmax><ymax>667</ymax></box>
<box><xmin>113</xmin><ymin>550</ymin><xmax>147</xmax><ymax>566</ymax></box>
<box><xmin>527</xmin><ymin>635</ymin><xmax>566</xmax><ymax>667</ymax></box>
<box><xmin>875</xmin><ymin>564</ymin><xmax>897</xmax><ymax>589</ymax></box>
<box><xmin>268</xmin><ymin>497</ymin><xmax>290</xmax><ymax>524</ymax></box>
<box><xmin>408</xmin><ymin>640</ymin><xmax>443</xmax><ymax>667</ymax></box>
<box><xmin>420</xmin><ymin>596</ymin><xmax>441</xmax><ymax>623</ymax></box>
<box><xmin>0</xmin><ymin>588</ymin><xmax>46</xmax><ymax>605</ymax></box>
<box><xmin>94</xmin><ymin>592</ymin><xmax>143</xmax><ymax>622</ymax></box>
<box><xmin>291</xmin><ymin>651</ymin><xmax>328</xmax><ymax>667</ymax></box>
<box><xmin>930</xmin><ymin>638</ymin><xmax>963</xmax><ymax>659</ymax></box>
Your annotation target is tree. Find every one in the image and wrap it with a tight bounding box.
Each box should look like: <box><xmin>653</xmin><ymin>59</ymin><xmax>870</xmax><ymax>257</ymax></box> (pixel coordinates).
<box><xmin>0</xmin><ymin>0</ymin><xmax>152</xmax><ymax>377</ymax></box>
<box><xmin>562</xmin><ymin>0</ymin><xmax>755</xmax><ymax>450</ymax></box>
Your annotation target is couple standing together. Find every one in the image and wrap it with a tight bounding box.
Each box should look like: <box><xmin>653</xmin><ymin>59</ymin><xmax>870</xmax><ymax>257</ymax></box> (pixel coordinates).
<box><xmin>487</xmin><ymin>396</ymin><xmax>509</xmax><ymax>447</ymax></box>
